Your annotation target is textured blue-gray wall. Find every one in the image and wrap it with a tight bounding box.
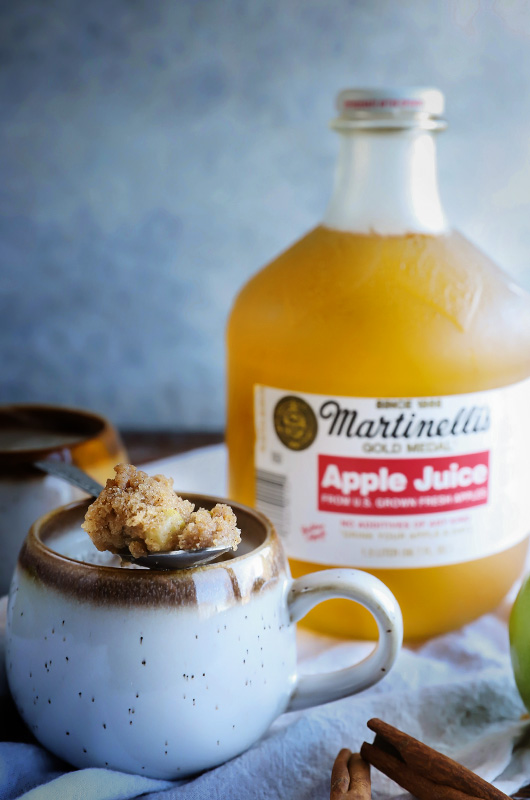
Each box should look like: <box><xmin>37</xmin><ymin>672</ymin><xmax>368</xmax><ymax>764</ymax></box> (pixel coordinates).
<box><xmin>2</xmin><ymin>0</ymin><xmax>530</xmax><ymax>429</ymax></box>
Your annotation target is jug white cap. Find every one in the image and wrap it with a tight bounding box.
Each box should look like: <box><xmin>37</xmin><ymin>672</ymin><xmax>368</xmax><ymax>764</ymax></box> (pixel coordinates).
<box><xmin>333</xmin><ymin>87</ymin><xmax>446</xmax><ymax>130</ymax></box>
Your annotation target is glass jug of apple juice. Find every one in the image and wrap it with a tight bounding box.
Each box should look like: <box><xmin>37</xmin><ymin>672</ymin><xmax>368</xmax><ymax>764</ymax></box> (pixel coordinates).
<box><xmin>226</xmin><ymin>88</ymin><xmax>530</xmax><ymax>640</ymax></box>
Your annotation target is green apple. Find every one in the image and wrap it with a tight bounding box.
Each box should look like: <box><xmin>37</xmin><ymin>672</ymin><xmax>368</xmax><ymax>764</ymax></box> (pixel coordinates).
<box><xmin>509</xmin><ymin>575</ymin><xmax>530</xmax><ymax>710</ymax></box>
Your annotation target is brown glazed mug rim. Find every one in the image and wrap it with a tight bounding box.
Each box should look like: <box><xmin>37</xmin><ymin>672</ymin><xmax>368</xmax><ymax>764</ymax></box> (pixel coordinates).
<box><xmin>29</xmin><ymin>495</ymin><xmax>276</xmax><ymax>571</ymax></box>
<box><xmin>17</xmin><ymin>496</ymin><xmax>284</xmax><ymax>608</ymax></box>
<box><xmin>0</xmin><ymin>403</ymin><xmax>111</xmax><ymax>464</ymax></box>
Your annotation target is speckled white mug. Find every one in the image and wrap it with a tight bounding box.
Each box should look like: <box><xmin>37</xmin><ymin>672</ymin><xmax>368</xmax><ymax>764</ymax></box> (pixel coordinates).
<box><xmin>6</xmin><ymin>496</ymin><xmax>402</xmax><ymax>779</ymax></box>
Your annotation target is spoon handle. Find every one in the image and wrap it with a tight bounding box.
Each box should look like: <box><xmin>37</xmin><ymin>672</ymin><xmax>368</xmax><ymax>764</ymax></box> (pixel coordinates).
<box><xmin>34</xmin><ymin>460</ymin><xmax>104</xmax><ymax>498</ymax></box>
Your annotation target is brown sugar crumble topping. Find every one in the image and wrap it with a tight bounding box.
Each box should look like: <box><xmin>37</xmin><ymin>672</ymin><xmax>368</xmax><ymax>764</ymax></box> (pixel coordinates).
<box><xmin>82</xmin><ymin>463</ymin><xmax>241</xmax><ymax>558</ymax></box>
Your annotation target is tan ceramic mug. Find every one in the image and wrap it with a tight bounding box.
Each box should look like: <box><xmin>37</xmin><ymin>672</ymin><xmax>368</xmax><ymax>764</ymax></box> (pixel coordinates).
<box><xmin>6</xmin><ymin>497</ymin><xmax>402</xmax><ymax>779</ymax></box>
<box><xmin>0</xmin><ymin>404</ymin><xmax>126</xmax><ymax>594</ymax></box>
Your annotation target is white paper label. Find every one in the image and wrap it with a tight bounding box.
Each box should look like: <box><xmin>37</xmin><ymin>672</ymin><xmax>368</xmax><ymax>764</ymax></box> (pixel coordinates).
<box><xmin>254</xmin><ymin>382</ymin><xmax>530</xmax><ymax>568</ymax></box>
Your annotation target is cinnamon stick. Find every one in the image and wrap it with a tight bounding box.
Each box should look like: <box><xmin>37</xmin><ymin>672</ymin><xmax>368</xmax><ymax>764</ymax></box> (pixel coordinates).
<box><xmin>360</xmin><ymin>718</ymin><xmax>511</xmax><ymax>800</ymax></box>
<box><xmin>330</xmin><ymin>750</ymin><xmax>371</xmax><ymax>799</ymax></box>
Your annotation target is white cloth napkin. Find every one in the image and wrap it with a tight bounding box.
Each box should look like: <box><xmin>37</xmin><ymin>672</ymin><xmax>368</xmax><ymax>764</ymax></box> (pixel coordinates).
<box><xmin>1</xmin><ymin>445</ymin><xmax>529</xmax><ymax>800</ymax></box>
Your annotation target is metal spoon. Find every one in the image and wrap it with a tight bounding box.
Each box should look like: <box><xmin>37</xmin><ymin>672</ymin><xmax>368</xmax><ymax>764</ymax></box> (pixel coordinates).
<box><xmin>118</xmin><ymin>545</ymin><xmax>232</xmax><ymax>569</ymax></box>
<box><xmin>33</xmin><ymin>460</ymin><xmax>233</xmax><ymax>570</ymax></box>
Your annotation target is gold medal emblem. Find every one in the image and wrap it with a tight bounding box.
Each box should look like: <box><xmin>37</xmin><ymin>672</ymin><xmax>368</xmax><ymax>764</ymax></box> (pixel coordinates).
<box><xmin>273</xmin><ymin>396</ymin><xmax>318</xmax><ymax>451</ymax></box>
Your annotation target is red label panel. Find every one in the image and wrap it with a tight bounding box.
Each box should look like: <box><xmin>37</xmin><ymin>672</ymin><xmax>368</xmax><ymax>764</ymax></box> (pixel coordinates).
<box><xmin>318</xmin><ymin>452</ymin><xmax>490</xmax><ymax>516</ymax></box>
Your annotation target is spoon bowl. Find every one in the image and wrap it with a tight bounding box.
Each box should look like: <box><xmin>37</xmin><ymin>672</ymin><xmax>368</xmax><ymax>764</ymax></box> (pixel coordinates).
<box><xmin>118</xmin><ymin>544</ymin><xmax>233</xmax><ymax>569</ymax></box>
<box><xmin>34</xmin><ymin>459</ymin><xmax>234</xmax><ymax>571</ymax></box>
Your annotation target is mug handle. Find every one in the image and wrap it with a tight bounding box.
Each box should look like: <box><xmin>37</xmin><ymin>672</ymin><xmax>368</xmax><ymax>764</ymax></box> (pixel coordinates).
<box><xmin>286</xmin><ymin>569</ymin><xmax>403</xmax><ymax>712</ymax></box>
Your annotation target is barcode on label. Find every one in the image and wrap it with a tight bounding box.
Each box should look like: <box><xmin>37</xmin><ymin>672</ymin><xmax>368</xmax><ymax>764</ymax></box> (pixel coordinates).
<box><xmin>256</xmin><ymin>469</ymin><xmax>287</xmax><ymax>538</ymax></box>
